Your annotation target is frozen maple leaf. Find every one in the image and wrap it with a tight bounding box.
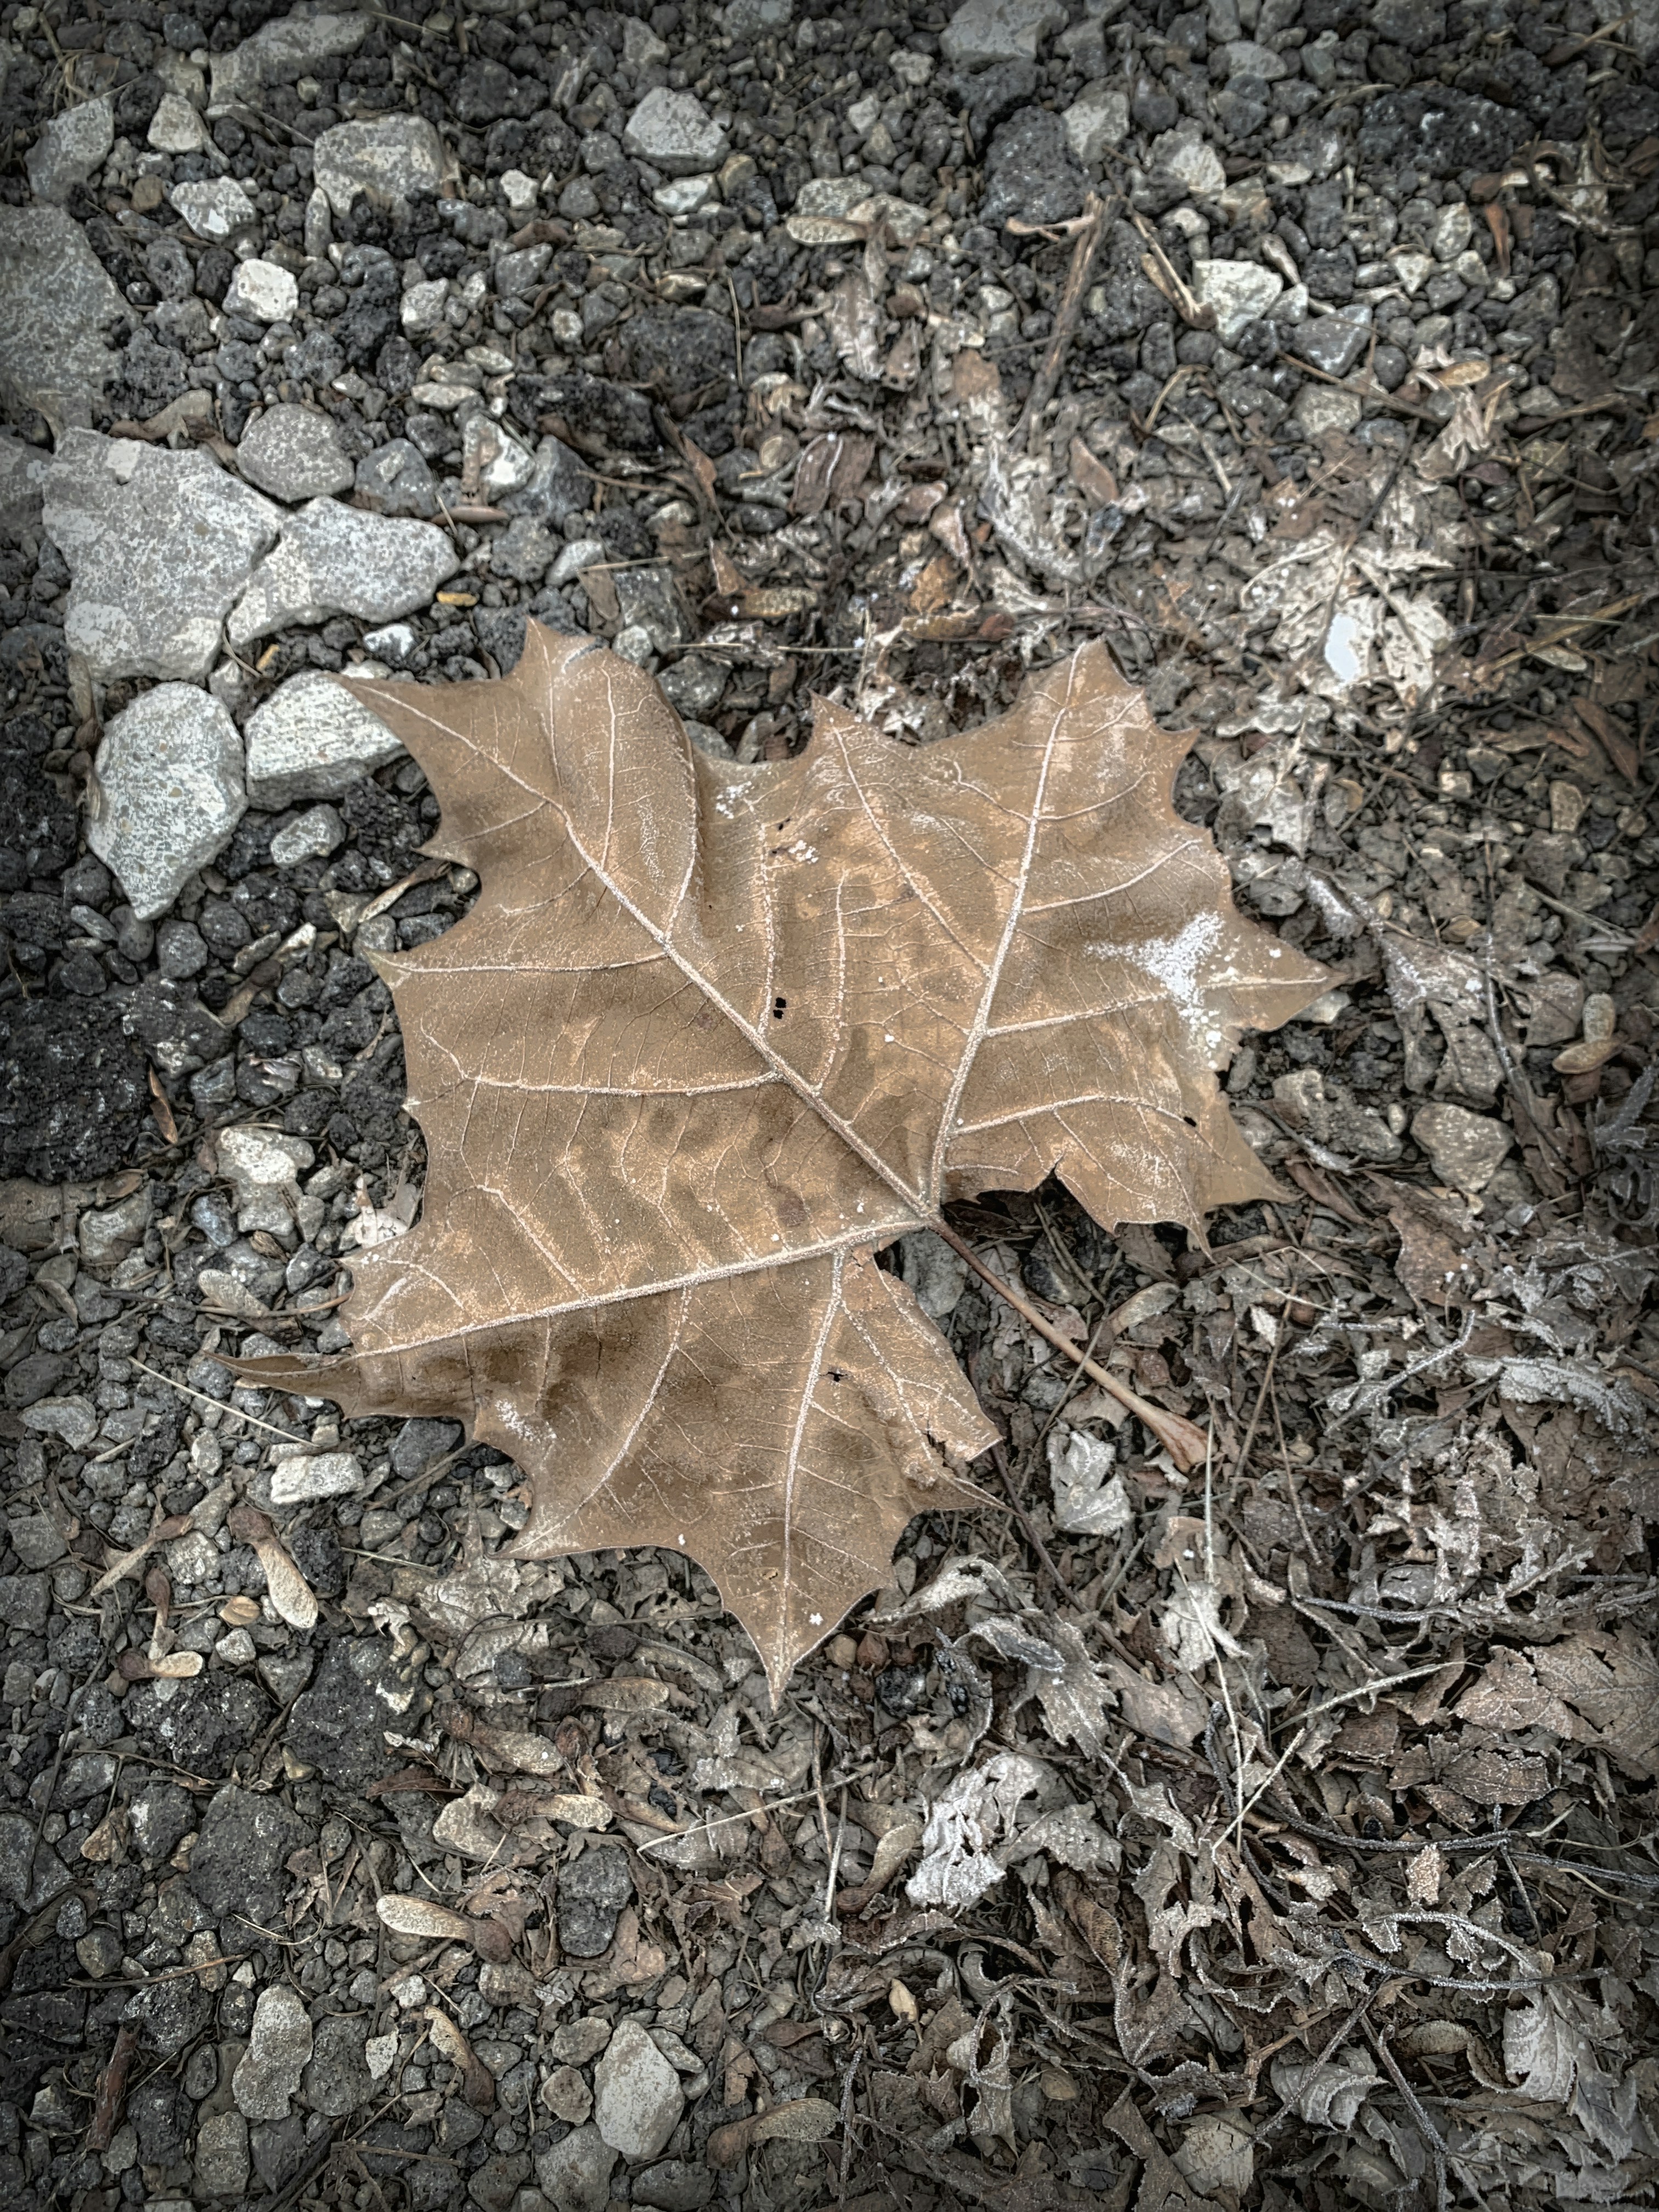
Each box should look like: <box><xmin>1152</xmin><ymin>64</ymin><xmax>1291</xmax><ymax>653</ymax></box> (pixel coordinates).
<box><xmin>248</xmin><ymin>630</ymin><xmax>1325</xmax><ymax>1692</ymax></box>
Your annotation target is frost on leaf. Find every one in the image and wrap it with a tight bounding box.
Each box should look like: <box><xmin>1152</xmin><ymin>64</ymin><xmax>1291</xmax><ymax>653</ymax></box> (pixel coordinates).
<box><xmin>246</xmin><ymin>629</ymin><xmax>1325</xmax><ymax>1693</ymax></box>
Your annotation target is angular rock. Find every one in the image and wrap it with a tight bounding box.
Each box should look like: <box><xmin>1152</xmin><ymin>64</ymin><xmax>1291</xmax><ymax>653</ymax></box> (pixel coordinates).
<box><xmin>592</xmin><ymin>2022</ymin><xmax>683</xmax><ymax>2162</ymax></box>
<box><xmin>391</xmin><ymin>1417</ymin><xmax>462</xmax><ymax>1478</ymax></box>
<box><xmin>1297</xmin><ymin>310</ymin><xmax>1371</xmax><ymax>377</ymax></box>
<box><xmin>1063</xmin><ymin>82</ymin><xmax>1130</xmax><ymax>167</ymax></box>
<box><xmin>725</xmin><ymin>0</ymin><xmax>792</xmax><ymax>30</ymax></box>
<box><xmin>228</xmin><ymin>500</ymin><xmax>459</xmax><ymax>649</ymax></box>
<box><xmin>243</xmin><ymin>669</ymin><xmax>406</xmax><ymax>805</ymax></box>
<box><xmin>217</xmin><ymin>1125</ymin><xmax>314</xmax><ymax>1232</ymax></box>
<box><xmin>234</xmin><ymin>1986</ymin><xmax>313</xmax><ymax>2121</ymax></box>
<box><xmin>1356</xmin><ymin>85</ymin><xmax>1528</xmax><ymax>179</ymax></box>
<box><xmin>239</xmin><ymin>405</ymin><xmax>354</xmax><ymax>502</ymax></box>
<box><xmin>1192</xmin><ymin>257</ymin><xmax>1284</xmax><ymax>342</ymax></box>
<box><xmin>126</xmin><ymin>1674</ymin><xmax>273</xmax><ymax>1781</ymax></box>
<box><xmin>634</xmin><ymin>2163</ymin><xmax>716</xmax><ymax>2212</ymax></box>
<box><xmin>982</xmin><ymin>108</ymin><xmax>1087</xmax><ymax>226</ymax></box>
<box><xmin>224</xmin><ymin>258</ymin><xmax>298</xmax><ymax>324</ymax></box>
<box><xmin>169</xmin><ymin>177</ymin><xmax>257</xmax><ymax>240</ymax></box>
<box><xmin>19</xmin><ymin>1395</ymin><xmax>97</xmax><ymax>1447</ymax></box>
<box><xmin>502</xmin><ymin>434</ymin><xmax>591</xmax><ymax>527</ymax></box>
<box><xmin>44</xmin><ymin>430</ymin><xmax>282</xmax><ymax>680</ymax></box>
<box><xmin>25</xmin><ymin>95</ymin><xmax>114</xmax><ymax>204</ymax></box>
<box><xmin>1413</xmin><ymin>1104</ymin><xmax>1512</xmax><ymax>1197</ymax></box>
<box><xmin>270</xmin><ymin>1449</ymin><xmax>364</xmax><ymax>1505</ymax></box>
<box><xmin>313</xmin><ymin>115</ymin><xmax>446</xmax><ymax>214</ymax></box>
<box><xmin>537</xmin><ymin>2125</ymin><xmax>617</xmax><ymax>2212</ymax></box>
<box><xmin>623</xmin><ymin>88</ymin><xmax>728</xmax><ymax>176</ymax></box>
<box><xmin>941</xmin><ymin>0</ymin><xmax>1064</xmax><ymax>66</ymax></box>
<box><xmin>210</xmin><ymin>10</ymin><xmax>370</xmax><ymax>117</ymax></box>
<box><xmin>148</xmin><ymin>92</ymin><xmax>210</xmax><ymax>154</ymax></box>
<box><xmin>558</xmin><ymin>1847</ymin><xmax>634</xmax><ymax>1958</ymax></box>
<box><xmin>88</xmin><ymin>685</ymin><xmax>246</xmax><ymax>921</ymax></box>
<box><xmin>356</xmin><ymin>437</ymin><xmax>439</xmax><ymax>517</ymax></box>
<box><xmin>0</xmin><ymin>207</ymin><xmax>127</xmax><ymax>435</ymax></box>
<box><xmin>1151</xmin><ymin>121</ymin><xmax>1225</xmax><ymax>198</ymax></box>
<box><xmin>189</xmin><ymin>1784</ymin><xmax>307</xmax><ymax>1926</ymax></box>
<box><xmin>286</xmin><ymin>1638</ymin><xmax>422</xmax><ymax>1787</ymax></box>
<box><xmin>0</xmin><ymin>434</ymin><xmax>47</xmax><ymax>532</ymax></box>
<box><xmin>195</xmin><ymin>2110</ymin><xmax>251</xmax><ymax>2197</ymax></box>
<box><xmin>269</xmin><ymin>802</ymin><xmax>346</xmax><ymax>864</ymax></box>
<box><xmin>124</xmin><ymin>975</ymin><xmax>231</xmax><ymax>1077</ymax></box>
<box><xmin>304</xmin><ymin>2013</ymin><xmax>375</xmax><ymax>2117</ymax></box>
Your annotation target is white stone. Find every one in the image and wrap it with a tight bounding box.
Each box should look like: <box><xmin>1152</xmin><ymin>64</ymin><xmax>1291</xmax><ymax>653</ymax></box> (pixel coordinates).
<box><xmin>1389</xmin><ymin>249</ymin><xmax>1433</xmax><ymax>296</ymax></box>
<box><xmin>313</xmin><ymin>115</ymin><xmax>445</xmax><ymax>215</ymax></box>
<box><xmin>1293</xmin><ymin>384</ymin><xmax>1363</xmax><ymax>436</ymax></box>
<box><xmin>269</xmin><ymin>803</ymin><xmax>346</xmax><ymax>865</ymax></box>
<box><xmin>1192</xmin><ymin>257</ymin><xmax>1283</xmax><ymax>341</ymax></box>
<box><xmin>499</xmin><ymin>167</ymin><xmax>538</xmax><ymax>211</ymax></box>
<box><xmin>592</xmin><ymin>2022</ymin><xmax>683</xmax><ymax>2162</ymax></box>
<box><xmin>0</xmin><ymin>206</ymin><xmax>127</xmax><ymax>437</ymax></box>
<box><xmin>224</xmin><ymin>258</ymin><xmax>298</xmax><ymax>324</ymax></box>
<box><xmin>216</xmin><ymin>1125</ymin><xmax>315</xmax><ymax>1233</ymax></box>
<box><xmin>551</xmin><ymin>538</ymin><xmax>606</xmax><ymax>587</ymax></box>
<box><xmin>653</xmin><ymin>175</ymin><xmax>718</xmax><ymax>216</ymax></box>
<box><xmin>1063</xmin><ymin>82</ymin><xmax>1129</xmax><ymax>168</ymax></box>
<box><xmin>88</xmin><ymin>685</ymin><xmax>245</xmax><ymax>921</ymax></box>
<box><xmin>244</xmin><ymin>669</ymin><xmax>406</xmax><ymax>805</ymax></box>
<box><xmin>400</xmin><ymin>276</ymin><xmax>449</xmax><ymax>336</ymax></box>
<box><xmin>724</xmin><ymin>0</ymin><xmax>792</xmax><ymax>33</ymax></box>
<box><xmin>44</xmin><ymin>430</ymin><xmax>282</xmax><ymax>681</ymax></box>
<box><xmin>148</xmin><ymin>92</ymin><xmax>209</xmax><ymax>155</ymax></box>
<box><xmin>229</xmin><ymin>500</ymin><xmax>460</xmax><ymax>650</ymax></box>
<box><xmin>270</xmin><ymin>1451</ymin><xmax>364</xmax><ymax>1505</ymax></box>
<box><xmin>941</xmin><ymin>0</ymin><xmax>1064</xmax><ymax>67</ymax></box>
<box><xmin>1432</xmin><ymin>200</ymin><xmax>1474</xmax><ymax>263</ymax></box>
<box><xmin>25</xmin><ymin>95</ymin><xmax>114</xmax><ymax>205</ymax></box>
<box><xmin>891</xmin><ymin>49</ymin><xmax>935</xmax><ymax>86</ymax></box>
<box><xmin>232</xmin><ymin>1986</ymin><xmax>313</xmax><ymax>2123</ymax></box>
<box><xmin>169</xmin><ymin>177</ymin><xmax>257</xmax><ymax>241</ymax></box>
<box><xmin>623</xmin><ymin>88</ymin><xmax>728</xmax><ymax>177</ymax></box>
<box><xmin>1152</xmin><ymin>122</ymin><xmax>1226</xmax><ymax>199</ymax></box>
<box><xmin>194</xmin><ymin>2111</ymin><xmax>249</xmax><ymax>2197</ymax></box>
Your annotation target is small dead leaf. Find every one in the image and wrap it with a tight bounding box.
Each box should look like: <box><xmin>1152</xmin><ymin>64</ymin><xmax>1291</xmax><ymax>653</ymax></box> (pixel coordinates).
<box><xmin>708</xmin><ymin>2096</ymin><xmax>839</xmax><ymax>2168</ymax></box>
<box><xmin>245</xmin><ymin>634</ymin><xmax>1326</xmax><ymax>1694</ymax></box>
<box><xmin>425</xmin><ymin>2004</ymin><xmax>496</xmax><ymax>2109</ymax></box>
<box><xmin>228</xmin><ymin>1503</ymin><xmax>318</xmax><ymax>1632</ymax></box>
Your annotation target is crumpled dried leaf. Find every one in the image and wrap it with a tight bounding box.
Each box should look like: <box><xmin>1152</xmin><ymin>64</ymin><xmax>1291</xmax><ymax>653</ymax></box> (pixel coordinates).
<box><xmin>906</xmin><ymin>1751</ymin><xmax>1047</xmax><ymax>1911</ymax></box>
<box><xmin>249</xmin><ymin>631</ymin><xmax>1324</xmax><ymax>1692</ymax></box>
<box><xmin>708</xmin><ymin>2095</ymin><xmax>839</xmax><ymax>2168</ymax></box>
<box><xmin>424</xmin><ymin>2004</ymin><xmax>496</xmax><ymax>2109</ymax></box>
<box><xmin>1271</xmin><ymin>2050</ymin><xmax>1383</xmax><ymax>2129</ymax></box>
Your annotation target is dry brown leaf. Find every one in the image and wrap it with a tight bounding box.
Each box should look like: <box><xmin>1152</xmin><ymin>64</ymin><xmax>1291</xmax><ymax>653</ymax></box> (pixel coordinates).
<box><xmin>249</xmin><ymin>631</ymin><xmax>1324</xmax><ymax>1692</ymax></box>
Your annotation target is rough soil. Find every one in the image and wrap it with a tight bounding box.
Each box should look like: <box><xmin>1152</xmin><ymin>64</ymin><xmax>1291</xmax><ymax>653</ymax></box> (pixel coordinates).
<box><xmin>3</xmin><ymin>1</ymin><xmax>1659</xmax><ymax>2209</ymax></box>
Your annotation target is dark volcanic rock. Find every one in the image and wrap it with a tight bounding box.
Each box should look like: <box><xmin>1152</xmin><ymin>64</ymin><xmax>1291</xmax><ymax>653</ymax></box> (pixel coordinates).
<box><xmin>285</xmin><ymin>1637</ymin><xmax>422</xmax><ymax>1786</ymax></box>
<box><xmin>125</xmin><ymin>1672</ymin><xmax>274</xmax><ymax>1780</ymax></box>
<box><xmin>557</xmin><ymin>1844</ymin><xmax>633</xmax><ymax>1957</ymax></box>
<box><xmin>189</xmin><ymin>1783</ymin><xmax>308</xmax><ymax>1928</ymax></box>
<box><xmin>0</xmin><ymin>991</ymin><xmax>150</xmax><ymax>1182</ymax></box>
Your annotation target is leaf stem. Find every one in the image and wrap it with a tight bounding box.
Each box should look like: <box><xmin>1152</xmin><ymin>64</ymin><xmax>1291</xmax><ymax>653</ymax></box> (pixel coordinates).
<box><xmin>932</xmin><ymin>1222</ymin><xmax>1209</xmax><ymax>1471</ymax></box>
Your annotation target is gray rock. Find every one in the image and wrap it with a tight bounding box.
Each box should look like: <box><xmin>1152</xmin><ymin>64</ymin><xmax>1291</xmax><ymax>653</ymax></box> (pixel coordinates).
<box><xmin>0</xmin><ymin>206</ymin><xmax>127</xmax><ymax>435</ymax></box>
<box><xmin>88</xmin><ymin>685</ymin><xmax>245</xmax><ymax>921</ymax></box>
<box><xmin>1221</xmin><ymin>35</ymin><xmax>1289</xmax><ymax>78</ymax></box>
<box><xmin>303</xmin><ymin>2014</ymin><xmax>374</xmax><ymax>2117</ymax></box>
<box><xmin>286</xmin><ymin>1637</ymin><xmax>422</xmax><ymax>1787</ymax></box>
<box><xmin>1192</xmin><ymin>257</ymin><xmax>1284</xmax><ymax>342</ymax></box>
<box><xmin>1412</xmin><ymin>1104</ymin><xmax>1512</xmax><ymax>1196</ymax></box>
<box><xmin>228</xmin><ymin>500</ymin><xmax>459</xmax><ymax>649</ymax></box>
<box><xmin>157</xmin><ymin>919</ymin><xmax>210</xmax><ymax>979</ymax></box>
<box><xmin>0</xmin><ymin>1575</ymin><xmax>48</xmax><ymax>1632</ymax></box>
<box><xmin>269</xmin><ymin>803</ymin><xmax>347</xmax><ymax>864</ymax></box>
<box><xmin>189</xmin><ymin>1784</ymin><xmax>308</xmax><ymax>1927</ymax></box>
<box><xmin>25</xmin><ymin>94</ymin><xmax>114</xmax><ymax>204</ymax></box>
<box><xmin>130</xmin><ymin>1781</ymin><xmax>194</xmax><ymax>1863</ymax></box>
<box><xmin>210</xmin><ymin>9</ymin><xmax>370</xmax><ymax>116</ymax></box>
<box><xmin>6</xmin><ymin>1514</ymin><xmax>66</xmax><ymax>1570</ymax></box>
<box><xmin>195</xmin><ymin>2111</ymin><xmax>251</xmax><ymax>2198</ymax></box>
<box><xmin>657</xmin><ymin>655</ymin><xmax>726</xmax><ymax>723</ymax></box>
<box><xmin>168</xmin><ymin>177</ymin><xmax>257</xmax><ymax>240</ymax></box>
<box><xmin>313</xmin><ymin>115</ymin><xmax>446</xmax><ymax>214</ymax></box>
<box><xmin>217</xmin><ymin>1125</ymin><xmax>313</xmax><ymax>1231</ymax></box>
<box><xmin>558</xmin><ymin>1846</ymin><xmax>634</xmax><ymax>1958</ymax></box>
<box><xmin>1152</xmin><ymin>120</ymin><xmax>1226</xmax><ymax>198</ymax></box>
<box><xmin>1063</xmin><ymin>82</ymin><xmax>1129</xmax><ymax>166</ymax></box>
<box><xmin>982</xmin><ymin>108</ymin><xmax>1087</xmax><ymax>226</ymax></box>
<box><xmin>148</xmin><ymin>91</ymin><xmax>211</xmax><ymax>154</ymax></box>
<box><xmin>503</xmin><ymin>434</ymin><xmax>591</xmax><ymax>527</ymax></box>
<box><xmin>941</xmin><ymin>0</ymin><xmax>1064</xmax><ymax>66</ymax></box>
<box><xmin>614</xmin><ymin>566</ymin><xmax>691</xmax><ymax>654</ymax></box>
<box><xmin>0</xmin><ymin>433</ymin><xmax>47</xmax><ymax>532</ymax></box>
<box><xmin>634</xmin><ymin>2162</ymin><xmax>716</xmax><ymax>2212</ymax></box>
<box><xmin>79</xmin><ymin>1186</ymin><xmax>150</xmax><ymax>1266</ymax></box>
<box><xmin>233</xmin><ymin>1986</ymin><xmax>313</xmax><ymax>2122</ymax></box>
<box><xmin>391</xmin><ymin>1417</ymin><xmax>462</xmax><ymax>1479</ymax></box>
<box><xmin>724</xmin><ymin>0</ymin><xmax>793</xmax><ymax>30</ymax></box>
<box><xmin>592</xmin><ymin>2022</ymin><xmax>683</xmax><ymax>2162</ymax></box>
<box><xmin>623</xmin><ymin>88</ymin><xmax>728</xmax><ymax>176</ymax></box>
<box><xmin>243</xmin><ymin>669</ymin><xmax>405</xmax><ymax>805</ymax></box>
<box><xmin>537</xmin><ymin>2125</ymin><xmax>618</xmax><ymax>2212</ymax></box>
<box><xmin>492</xmin><ymin>514</ymin><xmax>557</xmax><ymax>584</ymax></box>
<box><xmin>20</xmin><ymin>1395</ymin><xmax>98</xmax><ymax>1448</ymax></box>
<box><xmin>356</xmin><ymin>437</ymin><xmax>439</xmax><ymax>517</ymax></box>
<box><xmin>1298</xmin><ymin>311</ymin><xmax>1371</xmax><ymax>377</ymax></box>
<box><xmin>44</xmin><ymin>430</ymin><xmax>282</xmax><ymax>681</ymax></box>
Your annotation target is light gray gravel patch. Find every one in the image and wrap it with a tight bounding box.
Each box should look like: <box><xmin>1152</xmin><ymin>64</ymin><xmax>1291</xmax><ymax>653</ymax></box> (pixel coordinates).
<box><xmin>87</xmin><ymin>684</ymin><xmax>246</xmax><ymax>921</ymax></box>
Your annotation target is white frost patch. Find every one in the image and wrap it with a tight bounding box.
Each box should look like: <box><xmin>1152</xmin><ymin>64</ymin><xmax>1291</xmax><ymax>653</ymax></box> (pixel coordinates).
<box><xmin>1323</xmin><ymin>602</ymin><xmax>1373</xmax><ymax>687</ymax></box>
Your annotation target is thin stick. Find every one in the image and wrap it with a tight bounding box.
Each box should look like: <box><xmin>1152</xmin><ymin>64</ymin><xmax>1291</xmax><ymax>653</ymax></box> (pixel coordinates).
<box><xmin>126</xmin><ymin>1354</ymin><xmax>310</xmax><ymax>1444</ymax></box>
<box><xmin>935</xmin><ymin>1222</ymin><xmax>1208</xmax><ymax>1469</ymax></box>
<box><xmin>1017</xmin><ymin>193</ymin><xmax>1107</xmax><ymax>450</ymax></box>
